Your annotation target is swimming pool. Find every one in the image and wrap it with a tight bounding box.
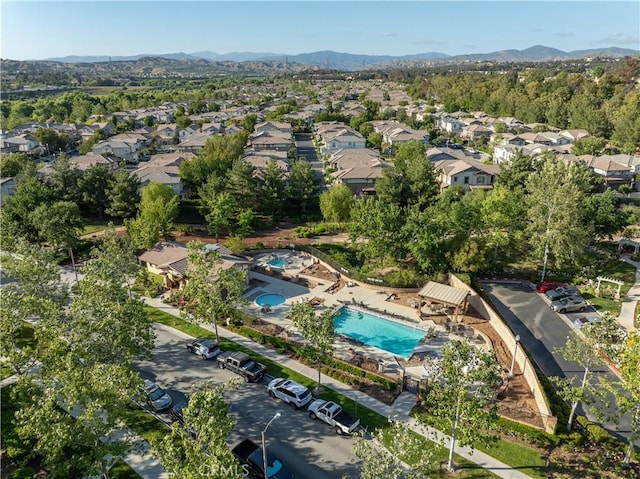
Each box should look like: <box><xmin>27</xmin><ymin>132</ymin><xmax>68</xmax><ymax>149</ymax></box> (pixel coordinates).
<box><xmin>267</xmin><ymin>257</ymin><xmax>288</xmax><ymax>269</ymax></box>
<box><xmin>333</xmin><ymin>307</ymin><xmax>425</xmax><ymax>358</ymax></box>
<box><xmin>255</xmin><ymin>293</ymin><xmax>287</xmax><ymax>307</ymax></box>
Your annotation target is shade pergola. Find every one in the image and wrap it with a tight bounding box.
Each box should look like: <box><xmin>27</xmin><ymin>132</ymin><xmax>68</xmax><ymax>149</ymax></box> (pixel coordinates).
<box><xmin>418</xmin><ymin>281</ymin><xmax>470</xmax><ymax>322</ymax></box>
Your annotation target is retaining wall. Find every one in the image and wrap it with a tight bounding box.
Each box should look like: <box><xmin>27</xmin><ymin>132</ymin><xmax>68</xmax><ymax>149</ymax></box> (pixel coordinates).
<box><xmin>449</xmin><ymin>274</ymin><xmax>557</xmax><ymax>434</ymax></box>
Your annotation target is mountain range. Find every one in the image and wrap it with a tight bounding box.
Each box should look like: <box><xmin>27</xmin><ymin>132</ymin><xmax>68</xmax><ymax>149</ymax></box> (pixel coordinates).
<box><xmin>42</xmin><ymin>45</ymin><xmax>639</xmax><ymax>70</ymax></box>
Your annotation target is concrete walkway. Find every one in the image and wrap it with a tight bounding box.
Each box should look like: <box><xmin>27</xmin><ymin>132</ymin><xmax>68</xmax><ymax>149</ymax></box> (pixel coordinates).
<box><xmin>618</xmin><ymin>256</ymin><xmax>640</xmax><ymax>331</ymax></box>
<box><xmin>145</xmin><ymin>296</ymin><xmax>533</xmax><ymax>479</ymax></box>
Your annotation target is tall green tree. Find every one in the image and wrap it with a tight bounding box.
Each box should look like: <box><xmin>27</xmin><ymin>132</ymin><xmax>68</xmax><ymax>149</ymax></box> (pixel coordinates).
<box><xmin>352</xmin><ymin>418</ymin><xmax>433</xmax><ymax>479</ymax></box>
<box><xmin>257</xmin><ymin>160</ymin><xmax>287</xmax><ymax>219</ymax></box>
<box><xmin>31</xmin><ymin>200</ymin><xmax>84</xmax><ymax>248</ymax></box>
<box><xmin>526</xmin><ymin>156</ymin><xmax>590</xmax><ymax>280</ymax></box>
<box><xmin>3</xmin><ymin>171</ymin><xmax>55</xmax><ymax>241</ymax></box>
<box><xmin>319</xmin><ymin>184</ymin><xmax>354</xmax><ymax>224</ymax></box>
<box><xmin>582</xmin><ymin>188</ymin><xmax>629</xmax><ymax>241</ymax></box>
<box><xmin>286</xmin><ymin>158</ymin><xmax>319</xmax><ymax>213</ymax></box>
<box><xmin>78</xmin><ymin>164</ymin><xmax>115</xmax><ymax>218</ymax></box>
<box><xmin>126</xmin><ymin>182</ymin><xmax>179</xmax><ymax>250</ymax></box>
<box><xmin>106</xmin><ymin>168</ymin><xmax>141</xmax><ymax>219</ymax></box>
<box><xmin>200</xmin><ymin>189</ymin><xmax>236</xmax><ymax>240</ymax></box>
<box><xmin>289</xmin><ymin>302</ymin><xmax>335</xmax><ymax>392</ymax></box>
<box><xmin>179</xmin><ymin>241</ymin><xmax>247</xmax><ymax>342</ymax></box>
<box><xmin>551</xmin><ymin>332</ymin><xmax>605</xmax><ymax>431</ymax></box>
<box><xmin>46</xmin><ymin>154</ymin><xmax>82</xmax><ymax>203</ymax></box>
<box><xmin>420</xmin><ymin>340</ymin><xmax>500</xmax><ymax>472</ymax></box>
<box><xmin>0</xmin><ymin>152</ymin><xmax>31</xmax><ymax>177</ymax></box>
<box><xmin>154</xmin><ymin>380</ymin><xmax>242</xmax><ymax>478</ymax></box>
<box><xmin>349</xmin><ymin>197</ymin><xmax>406</xmax><ymax>263</ymax></box>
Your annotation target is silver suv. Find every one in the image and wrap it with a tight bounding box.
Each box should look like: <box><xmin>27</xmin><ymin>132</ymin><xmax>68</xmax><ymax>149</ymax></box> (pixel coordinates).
<box><xmin>267</xmin><ymin>378</ymin><xmax>313</xmax><ymax>409</ymax></box>
<box><xmin>550</xmin><ymin>295</ymin><xmax>589</xmax><ymax>314</ymax></box>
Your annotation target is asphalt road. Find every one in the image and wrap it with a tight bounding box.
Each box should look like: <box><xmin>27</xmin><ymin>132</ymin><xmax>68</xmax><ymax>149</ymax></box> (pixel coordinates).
<box><xmin>295</xmin><ymin>133</ymin><xmax>326</xmax><ymax>189</ymax></box>
<box><xmin>481</xmin><ymin>281</ymin><xmax>634</xmax><ymax>445</ymax></box>
<box><xmin>135</xmin><ymin>324</ymin><xmax>362</xmax><ymax>479</ymax></box>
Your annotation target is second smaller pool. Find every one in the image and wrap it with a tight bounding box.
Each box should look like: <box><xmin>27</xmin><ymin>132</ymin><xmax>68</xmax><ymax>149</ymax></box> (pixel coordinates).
<box><xmin>255</xmin><ymin>293</ymin><xmax>287</xmax><ymax>307</ymax></box>
<box><xmin>267</xmin><ymin>257</ymin><xmax>288</xmax><ymax>269</ymax></box>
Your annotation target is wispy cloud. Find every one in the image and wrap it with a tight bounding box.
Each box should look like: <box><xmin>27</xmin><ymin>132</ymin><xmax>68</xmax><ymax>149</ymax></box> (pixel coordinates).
<box><xmin>595</xmin><ymin>33</ymin><xmax>640</xmax><ymax>45</ymax></box>
<box><xmin>555</xmin><ymin>32</ymin><xmax>574</xmax><ymax>38</ymax></box>
<box><xmin>380</xmin><ymin>32</ymin><xmax>398</xmax><ymax>38</ymax></box>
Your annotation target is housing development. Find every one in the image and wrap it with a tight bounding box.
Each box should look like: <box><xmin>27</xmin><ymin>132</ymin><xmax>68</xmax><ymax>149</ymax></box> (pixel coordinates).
<box><xmin>1</xmin><ymin>47</ymin><xmax>639</xmax><ymax>479</ymax></box>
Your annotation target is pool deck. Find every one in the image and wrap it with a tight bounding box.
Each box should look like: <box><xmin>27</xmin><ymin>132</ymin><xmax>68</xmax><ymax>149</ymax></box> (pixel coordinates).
<box><xmin>242</xmin><ymin>253</ymin><xmax>484</xmax><ymax>370</ymax></box>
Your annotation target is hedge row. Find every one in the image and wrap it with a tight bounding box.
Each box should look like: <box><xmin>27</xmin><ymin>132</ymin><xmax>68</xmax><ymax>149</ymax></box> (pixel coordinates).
<box><xmin>231</xmin><ymin>324</ymin><xmax>396</xmax><ymax>391</ymax></box>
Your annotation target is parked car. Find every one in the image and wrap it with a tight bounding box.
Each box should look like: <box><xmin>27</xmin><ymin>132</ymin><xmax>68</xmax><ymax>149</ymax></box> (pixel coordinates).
<box><xmin>216</xmin><ymin>351</ymin><xmax>267</xmax><ymax>382</ymax></box>
<box><xmin>545</xmin><ymin>285</ymin><xmax>579</xmax><ymax>301</ymax></box>
<box><xmin>573</xmin><ymin>316</ymin><xmax>602</xmax><ymax>330</ymax></box>
<box><xmin>232</xmin><ymin>438</ymin><xmax>295</xmax><ymax>479</ymax></box>
<box><xmin>550</xmin><ymin>296</ymin><xmax>589</xmax><ymax>314</ymax></box>
<box><xmin>169</xmin><ymin>400</ymin><xmax>187</xmax><ymax>423</ymax></box>
<box><xmin>536</xmin><ymin>281</ymin><xmax>563</xmax><ymax>293</ymax></box>
<box><xmin>186</xmin><ymin>338</ymin><xmax>221</xmax><ymax>360</ymax></box>
<box><xmin>307</xmin><ymin>399</ymin><xmax>360</xmax><ymax>435</ymax></box>
<box><xmin>267</xmin><ymin>378</ymin><xmax>313</xmax><ymax>409</ymax></box>
<box><xmin>143</xmin><ymin>379</ymin><xmax>173</xmax><ymax>411</ymax></box>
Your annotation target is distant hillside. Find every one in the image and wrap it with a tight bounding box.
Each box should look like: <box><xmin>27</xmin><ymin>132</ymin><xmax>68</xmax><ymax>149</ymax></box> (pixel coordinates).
<box><xmin>19</xmin><ymin>45</ymin><xmax>640</xmax><ymax>72</ymax></box>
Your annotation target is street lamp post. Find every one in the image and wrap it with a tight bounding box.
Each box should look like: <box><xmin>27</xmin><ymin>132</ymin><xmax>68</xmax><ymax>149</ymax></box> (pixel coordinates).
<box><xmin>262</xmin><ymin>412</ymin><xmax>281</xmax><ymax>479</ymax></box>
<box><xmin>508</xmin><ymin>334</ymin><xmax>521</xmax><ymax>378</ymax></box>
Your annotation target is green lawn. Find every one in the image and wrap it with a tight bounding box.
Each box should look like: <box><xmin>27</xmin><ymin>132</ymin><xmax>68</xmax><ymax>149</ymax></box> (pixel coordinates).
<box><xmin>578</xmin><ymin>258</ymin><xmax>637</xmax><ymax>316</ymax></box>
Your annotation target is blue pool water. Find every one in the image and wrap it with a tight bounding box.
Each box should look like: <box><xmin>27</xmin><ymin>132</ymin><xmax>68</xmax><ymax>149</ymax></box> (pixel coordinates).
<box><xmin>255</xmin><ymin>293</ymin><xmax>287</xmax><ymax>307</ymax></box>
<box><xmin>267</xmin><ymin>257</ymin><xmax>288</xmax><ymax>269</ymax></box>
<box><xmin>334</xmin><ymin>307</ymin><xmax>425</xmax><ymax>358</ymax></box>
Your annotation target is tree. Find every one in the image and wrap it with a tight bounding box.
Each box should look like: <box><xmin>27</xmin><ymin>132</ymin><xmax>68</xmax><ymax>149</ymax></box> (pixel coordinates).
<box><xmin>480</xmin><ymin>185</ymin><xmax>527</xmax><ymax>263</ymax></box>
<box><xmin>226</xmin><ymin>158</ymin><xmax>257</xmax><ymax>211</ymax></box>
<box><xmin>286</xmin><ymin>158</ymin><xmax>319</xmax><ymax>213</ymax></box>
<box><xmin>200</xmin><ymin>189</ymin><xmax>236</xmax><ymax>240</ymax></box>
<box><xmin>526</xmin><ymin>156</ymin><xmax>591</xmax><ymax>280</ymax></box>
<box><xmin>571</xmin><ymin>136</ymin><xmax>607</xmax><ymax>156</ymax></box>
<box><xmin>349</xmin><ymin>197</ymin><xmax>406</xmax><ymax>263</ymax></box>
<box><xmin>126</xmin><ymin>182</ymin><xmax>179</xmax><ymax>250</ymax></box>
<box><xmin>3</xmin><ymin>171</ymin><xmax>55</xmax><ymax>241</ymax></box>
<box><xmin>420</xmin><ymin>340</ymin><xmax>500</xmax><ymax>472</ymax></box>
<box><xmin>34</xmin><ymin>128</ymin><xmax>71</xmax><ymax>154</ymax></box>
<box><xmin>352</xmin><ymin>418</ymin><xmax>433</xmax><ymax>479</ymax></box>
<box><xmin>179</xmin><ymin>241</ymin><xmax>247</xmax><ymax>342</ymax></box>
<box><xmin>495</xmin><ymin>149</ymin><xmax>537</xmax><ymax>191</ymax></box>
<box><xmin>257</xmin><ymin>160</ymin><xmax>287</xmax><ymax>219</ymax></box>
<box><xmin>0</xmin><ymin>153</ymin><xmax>31</xmax><ymax>177</ymax></box>
<box><xmin>551</xmin><ymin>332</ymin><xmax>605</xmax><ymax>430</ymax></box>
<box><xmin>582</xmin><ymin>188</ymin><xmax>629</xmax><ymax>241</ymax></box>
<box><xmin>78</xmin><ymin>164</ymin><xmax>115</xmax><ymax>218</ymax></box>
<box><xmin>154</xmin><ymin>380</ymin><xmax>242</xmax><ymax>478</ymax></box>
<box><xmin>31</xmin><ymin>201</ymin><xmax>84</xmax><ymax>263</ymax></box>
<box><xmin>106</xmin><ymin>168</ymin><xmax>141</xmax><ymax>219</ymax></box>
<box><xmin>46</xmin><ymin>154</ymin><xmax>82</xmax><ymax>203</ymax></box>
<box><xmin>319</xmin><ymin>184</ymin><xmax>354</xmax><ymax>224</ymax></box>
<box><xmin>289</xmin><ymin>301</ymin><xmax>335</xmax><ymax>392</ymax></box>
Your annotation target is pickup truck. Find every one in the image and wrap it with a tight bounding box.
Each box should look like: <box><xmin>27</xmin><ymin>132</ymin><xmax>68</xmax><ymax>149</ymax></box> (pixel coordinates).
<box><xmin>307</xmin><ymin>399</ymin><xmax>360</xmax><ymax>435</ymax></box>
<box><xmin>216</xmin><ymin>351</ymin><xmax>267</xmax><ymax>382</ymax></box>
<box><xmin>231</xmin><ymin>438</ymin><xmax>295</xmax><ymax>479</ymax></box>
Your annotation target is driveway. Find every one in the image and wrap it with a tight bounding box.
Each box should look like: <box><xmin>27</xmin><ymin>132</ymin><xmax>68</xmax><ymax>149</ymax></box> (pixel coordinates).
<box><xmin>295</xmin><ymin>133</ymin><xmax>325</xmax><ymax>189</ymax></box>
<box><xmin>481</xmin><ymin>281</ymin><xmax>635</xmax><ymax>445</ymax></box>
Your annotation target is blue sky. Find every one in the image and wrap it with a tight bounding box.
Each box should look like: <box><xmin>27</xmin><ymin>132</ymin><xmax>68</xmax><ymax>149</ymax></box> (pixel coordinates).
<box><xmin>1</xmin><ymin>1</ymin><xmax>638</xmax><ymax>60</ymax></box>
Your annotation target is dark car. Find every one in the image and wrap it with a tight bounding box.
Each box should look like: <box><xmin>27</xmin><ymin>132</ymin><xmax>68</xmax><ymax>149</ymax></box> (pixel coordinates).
<box><xmin>169</xmin><ymin>401</ymin><xmax>187</xmax><ymax>423</ymax></box>
<box><xmin>186</xmin><ymin>338</ymin><xmax>222</xmax><ymax>360</ymax></box>
<box><xmin>536</xmin><ymin>281</ymin><xmax>562</xmax><ymax>293</ymax></box>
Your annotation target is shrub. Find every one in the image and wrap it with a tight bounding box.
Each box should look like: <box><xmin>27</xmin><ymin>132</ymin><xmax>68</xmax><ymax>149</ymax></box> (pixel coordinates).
<box><xmin>134</xmin><ymin>269</ymin><xmax>164</xmax><ymax>297</ymax></box>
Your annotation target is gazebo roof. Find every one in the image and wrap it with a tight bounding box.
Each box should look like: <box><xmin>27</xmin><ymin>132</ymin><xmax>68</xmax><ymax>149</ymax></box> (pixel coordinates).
<box><xmin>418</xmin><ymin>281</ymin><xmax>469</xmax><ymax>307</ymax></box>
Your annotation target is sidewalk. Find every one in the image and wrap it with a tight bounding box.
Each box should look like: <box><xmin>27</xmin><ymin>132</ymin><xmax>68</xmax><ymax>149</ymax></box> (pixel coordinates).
<box><xmin>618</xmin><ymin>256</ymin><xmax>640</xmax><ymax>331</ymax></box>
<box><xmin>145</xmin><ymin>296</ymin><xmax>532</xmax><ymax>479</ymax></box>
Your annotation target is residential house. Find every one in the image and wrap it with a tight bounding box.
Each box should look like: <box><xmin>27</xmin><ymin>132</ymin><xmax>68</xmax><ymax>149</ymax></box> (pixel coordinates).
<box><xmin>249</xmin><ymin>130</ymin><xmax>292</xmax><ymax>152</ymax></box>
<box><xmin>560</xmin><ymin>129</ymin><xmax>591</xmax><ymax>142</ymax></box>
<box><xmin>460</xmin><ymin>124</ymin><xmax>493</xmax><ymax>141</ymax></box>
<box><xmin>383</xmin><ymin>127</ymin><xmax>430</xmax><ymax>150</ymax></box>
<box><xmin>69</xmin><ymin>153</ymin><xmax>119</xmax><ymax>172</ymax></box>
<box><xmin>321</xmin><ymin>129</ymin><xmax>366</xmax><ymax>154</ymax></box>
<box><xmin>435</xmin><ymin>158</ymin><xmax>499</xmax><ymax>191</ymax></box>
<box><xmin>331</xmin><ymin>167</ymin><xmax>386</xmax><ymax>196</ymax></box>
<box><xmin>176</xmin><ymin>131</ymin><xmax>217</xmax><ymax>153</ymax></box>
<box><xmin>133</xmin><ymin>151</ymin><xmax>196</xmax><ymax>197</ymax></box>
<box><xmin>0</xmin><ymin>177</ymin><xmax>16</xmax><ymax>207</ymax></box>
<box><xmin>254</xmin><ymin>121</ymin><xmax>292</xmax><ymax>135</ymax></box>
<box><xmin>0</xmin><ymin>134</ymin><xmax>43</xmax><ymax>155</ymax></box>
<box><xmin>155</xmin><ymin>124</ymin><xmax>179</xmax><ymax>144</ymax></box>
<box><xmin>573</xmin><ymin>155</ymin><xmax>634</xmax><ymax>190</ymax></box>
<box><xmin>138</xmin><ymin>241</ymin><xmax>251</xmax><ymax>289</ymax></box>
